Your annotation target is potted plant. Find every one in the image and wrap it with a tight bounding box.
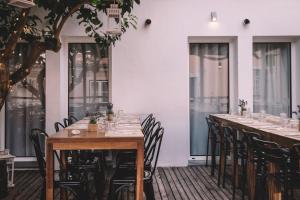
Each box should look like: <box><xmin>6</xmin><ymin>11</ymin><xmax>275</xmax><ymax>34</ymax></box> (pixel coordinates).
<box><xmin>107</xmin><ymin>103</ymin><xmax>114</xmax><ymax>121</ymax></box>
<box><xmin>88</xmin><ymin>117</ymin><xmax>98</xmax><ymax>132</ymax></box>
<box><xmin>292</xmin><ymin>105</ymin><xmax>300</xmax><ymax>131</ymax></box>
<box><xmin>238</xmin><ymin>99</ymin><xmax>247</xmax><ymax>116</ymax></box>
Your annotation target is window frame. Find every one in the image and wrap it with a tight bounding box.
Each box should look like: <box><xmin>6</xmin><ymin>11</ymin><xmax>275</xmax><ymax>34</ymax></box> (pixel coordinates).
<box><xmin>67</xmin><ymin>41</ymin><xmax>112</xmax><ymax>118</ymax></box>
<box><xmin>252</xmin><ymin>42</ymin><xmax>292</xmax><ymax>117</ymax></box>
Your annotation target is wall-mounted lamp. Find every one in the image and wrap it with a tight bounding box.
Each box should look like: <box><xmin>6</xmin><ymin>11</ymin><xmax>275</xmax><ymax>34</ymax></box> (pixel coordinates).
<box><xmin>211</xmin><ymin>12</ymin><xmax>217</xmax><ymax>22</ymax></box>
<box><xmin>145</xmin><ymin>19</ymin><xmax>152</xmax><ymax>26</ymax></box>
<box><xmin>243</xmin><ymin>18</ymin><xmax>250</xmax><ymax>25</ymax></box>
<box><xmin>8</xmin><ymin>0</ymin><xmax>35</xmax><ymax>8</ymax></box>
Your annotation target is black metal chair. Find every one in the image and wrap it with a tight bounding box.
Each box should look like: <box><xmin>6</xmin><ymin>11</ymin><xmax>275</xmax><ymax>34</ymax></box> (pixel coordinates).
<box><xmin>205</xmin><ymin>116</ymin><xmax>222</xmax><ymax>170</ymax></box>
<box><xmin>54</xmin><ymin>122</ymin><xmax>65</xmax><ymax>133</ymax></box>
<box><xmin>109</xmin><ymin>127</ymin><xmax>164</xmax><ymax>200</ymax></box>
<box><xmin>252</xmin><ymin>137</ymin><xmax>290</xmax><ymax>200</ymax></box>
<box><xmin>69</xmin><ymin>115</ymin><xmax>79</xmax><ymax>124</ymax></box>
<box><xmin>210</xmin><ymin>121</ymin><xmax>221</xmax><ymax>176</ymax></box>
<box><xmin>30</xmin><ymin>129</ymin><xmax>89</xmax><ymax>200</ymax></box>
<box><xmin>63</xmin><ymin>118</ymin><xmax>71</xmax><ymax>127</ymax></box>
<box><xmin>222</xmin><ymin>126</ymin><xmax>247</xmax><ymax>200</ymax></box>
<box><xmin>116</xmin><ymin>114</ymin><xmax>158</xmax><ymax>169</ymax></box>
<box><xmin>241</xmin><ymin>130</ymin><xmax>263</xmax><ymax>199</ymax></box>
<box><xmin>141</xmin><ymin>114</ymin><xmax>153</xmax><ymax>130</ymax></box>
<box><xmin>289</xmin><ymin>144</ymin><xmax>300</xmax><ymax>199</ymax></box>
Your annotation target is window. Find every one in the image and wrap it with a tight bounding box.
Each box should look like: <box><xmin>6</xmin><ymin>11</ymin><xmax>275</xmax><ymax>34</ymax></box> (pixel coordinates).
<box><xmin>253</xmin><ymin>43</ymin><xmax>291</xmax><ymax>116</ymax></box>
<box><xmin>189</xmin><ymin>43</ymin><xmax>229</xmax><ymax>156</ymax></box>
<box><xmin>68</xmin><ymin>43</ymin><xmax>109</xmax><ymax>119</ymax></box>
<box><xmin>5</xmin><ymin>44</ymin><xmax>45</xmax><ymax>157</ymax></box>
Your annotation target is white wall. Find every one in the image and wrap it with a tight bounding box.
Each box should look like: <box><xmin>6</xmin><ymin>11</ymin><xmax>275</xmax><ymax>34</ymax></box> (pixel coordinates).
<box><xmin>3</xmin><ymin>0</ymin><xmax>300</xmax><ymax>166</ymax></box>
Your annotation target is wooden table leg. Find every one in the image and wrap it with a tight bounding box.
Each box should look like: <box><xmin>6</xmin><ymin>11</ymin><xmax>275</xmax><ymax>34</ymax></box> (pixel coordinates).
<box><xmin>268</xmin><ymin>162</ymin><xmax>281</xmax><ymax>200</ymax></box>
<box><xmin>136</xmin><ymin>141</ymin><xmax>144</xmax><ymax>200</ymax></box>
<box><xmin>46</xmin><ymin>142</ymin><xmax>54</xmax><ymax>200</ymax></box>
<box><xmin>247</xmin><ymin>148</ymin><xmax>256</xmax><ymax>200</ymax></box>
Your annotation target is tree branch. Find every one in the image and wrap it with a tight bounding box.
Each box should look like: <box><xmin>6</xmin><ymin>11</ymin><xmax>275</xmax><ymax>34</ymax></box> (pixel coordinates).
<box><xmin>1</xmin><ymin>9</ymin><xmax>30</xmax><ymax>58</ymax></box>
<box><xmin>10</xmin><ymin>42</ymin><xmax>44</xmax><ymax>85</ymax></box>
<box><xmin>54</xmin><ymin>0</ymin><xmax>89</xmax><ymax>38</ymax></box>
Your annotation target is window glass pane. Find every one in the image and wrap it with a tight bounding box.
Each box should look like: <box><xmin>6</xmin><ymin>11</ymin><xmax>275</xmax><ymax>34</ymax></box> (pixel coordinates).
<box><xmin>5</xmin><ymin>44</ymin><xmax>45</xmax><ymax>157</ymax></box>
<box><xmin>189</xmin><ymin>43</ymin><xmax>229</xmax><ymax>156</ymax></box>
<box><xmin>68</xmin><ymin>43</ymin><xmax>109</xmax><ymax>119</ymax></box>
<box><xmin>253</xmin><ymin>43</ymin><xmax>291</xmax><ymax>116</ymax></box>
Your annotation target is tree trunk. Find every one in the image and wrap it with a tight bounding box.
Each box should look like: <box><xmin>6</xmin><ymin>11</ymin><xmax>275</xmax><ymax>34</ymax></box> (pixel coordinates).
<box><xmin>0</xmin><ymin>61</ymin><xmax>9</xmax><ymax>111</ymax></box>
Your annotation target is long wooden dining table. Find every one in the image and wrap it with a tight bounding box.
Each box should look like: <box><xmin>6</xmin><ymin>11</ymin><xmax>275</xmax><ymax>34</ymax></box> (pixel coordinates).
<box><xmin>45</xmin><ymin>116</ymin><xmax>144</xmax><ymax>200</ymax></box>
<box><xmin>210</xmin><ymin>114</ymin><xmax>300</xmax><ymax>200</ymax></box>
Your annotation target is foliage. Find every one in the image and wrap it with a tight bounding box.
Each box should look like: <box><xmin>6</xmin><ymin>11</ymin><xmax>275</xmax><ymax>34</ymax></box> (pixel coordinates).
<box><xmin>0</xmin><ymin>0</ymin><xmax>140</xmax><ymax>110</ymax></box>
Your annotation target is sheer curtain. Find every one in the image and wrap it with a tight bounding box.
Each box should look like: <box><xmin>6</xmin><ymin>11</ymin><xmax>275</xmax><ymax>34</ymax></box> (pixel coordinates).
<box><xmin>190</xmin><ymin>43</ymin><xmax>229</xmax><ymax>156</ymax></box>
<box><xmin>253</xmin><ymin>43</ymin><xmax>291</xmax><ymax>116</ymax></box>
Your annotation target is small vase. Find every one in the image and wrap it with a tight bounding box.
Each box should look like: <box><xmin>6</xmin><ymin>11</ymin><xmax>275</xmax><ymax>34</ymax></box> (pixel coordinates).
<box><xmin>88</xmin><ymin>124</ymin><xmax>98</xmax><ymax>132</ymax></box>
<box><xmin>107</xmin><ymin>113</ymin><xmax>114</xmax><ymax>121</ymax></box>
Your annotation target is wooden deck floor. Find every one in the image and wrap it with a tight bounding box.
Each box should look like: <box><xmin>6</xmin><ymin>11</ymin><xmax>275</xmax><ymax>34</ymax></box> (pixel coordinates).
<box><xmin>3</xmin><ymin>166</ymin><xmax>242</xmax><ymax>200</ymax></box>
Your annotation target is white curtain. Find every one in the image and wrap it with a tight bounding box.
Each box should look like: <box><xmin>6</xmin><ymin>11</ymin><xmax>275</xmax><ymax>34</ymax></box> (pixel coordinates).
<box><xmin>253</xmin><ymin>43</ymin><xmax>291</xmax><ymax>116</ymax></box>
<box><xmin>190</xmin><ymin>43</ymin><xmax>229</xmax><ymax>156</ymax></box>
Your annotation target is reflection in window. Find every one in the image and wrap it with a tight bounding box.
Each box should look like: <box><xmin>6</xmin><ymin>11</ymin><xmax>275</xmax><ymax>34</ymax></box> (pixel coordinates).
<box><xmin>68</xmin><ymin>43</ymin><xmax>109</xmax><ymax>119</ymax></box>
<box><xmin>189</xmin><ymin>43</ymin><xmax>229</xmax><ymax>156</ymax></box>
<box><xmin>253</xmin><ymin>43</ymin><xmax>291</xmax><ymax>116</ymax></box>
<box><xmin>5</xmin><ymin>44</ymin><xmax>45</xmax><ymax>157</ymax></box>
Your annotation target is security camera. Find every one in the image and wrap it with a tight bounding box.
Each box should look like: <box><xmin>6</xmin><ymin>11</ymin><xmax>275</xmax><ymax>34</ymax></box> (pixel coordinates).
<box><xmin>145</xmin><ymin>19</ymin><xmax>152</xmax><ymax>26</ymax></box>
<box><xmin>243</xmin><ymin>18</ymin><xmax>250</xmax><ymax>25</ymax></box>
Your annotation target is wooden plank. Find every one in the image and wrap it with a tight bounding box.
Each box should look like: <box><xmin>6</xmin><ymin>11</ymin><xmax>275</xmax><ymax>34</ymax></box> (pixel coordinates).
<box><xmin>152</xmin><ymin>170</ymin><xmax>163</xmax><ymax>200</ymax></box>
<box><xmin>166</xmin><ymin>167</ymin><xmax>189</xmax><ymax>200</ymax></box>
<box><xmin>162</xmin><ymin>167</ymin><xmax>183</xmax><ymax>200</ymax></box>
<box><xmin>197</xmin><ymin>166</ymin><xmax>233</xmax><ymax>199</ymax></box>
<box><xmin>155</xmin><ymin>169</ymin><xmax>169</xmax><ymax>200</ymax></box>
<box><xmin>158</xmin><ymin>167</ymin><xmax>176</xmax><ymax>200</ymax></box>
<box><xmin>190</xmin><ymin>166</ymin><xmax>225</xmax><ymax>200</ymax></box>
<box><xmin>173</xmin><ymin>167</ymin><xmax>198</xmax><ymax>200</ymax></box>
<box><xmin>184</xmin><ymin>167</ymin><xmax>216</xmax><ymax>200</ymax></box>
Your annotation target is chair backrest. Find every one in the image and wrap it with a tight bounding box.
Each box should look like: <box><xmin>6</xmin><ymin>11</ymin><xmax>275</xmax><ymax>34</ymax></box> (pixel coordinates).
<box><xmin>223</xmin><ymin>126</ymin><xmax>236</xmax><ymax>144</ymax></box>
<box><xmin>145</xmin><ymin>127</ymin><xmax>164</xmax><ymax>177</ymax></box>
<box><xmin>141</xmin><ymin>114</ymin><xmax>153</xmax><ymax>128</ymax></box>
<box><xmin>54</xmin><ymin>122</ymin><xmax>65</xmax><ymax>132</ymax></box>
<box><xmin>144</xmin><ymin>121</ymin><xmax>161</xmax><ymax>145</ymax></box>
<box><xmin>63</xmin><ymin>118</ymin><xmax>70</xmax><ymax>127</ymax></box>
<box><xmin>69</xmin><ymin>115</ymin><xmax>79</xmax><ymax>124</ymax></box>
<box><xmin>205</xmin><ymin>117</ymin><xmax>213</xmax><ymax>131</ymax></box>
<box><xmin>291</xmin><ymin>144</ymin><xmax>300</xmax><ymax>174</ymax></box>
<box><xmin>30</xmin><ymin>129</ymin><xmax>63</xmax><ymax>179</ymax></box>
<box><xmin>145</xmin><ymin>121</ymin><xmax>161</xmax><ymax>155</ymax></box>
<box><xmin>30</xmin><ymin>129</ymin><xmax>47</xmax><ymax>178</ymax></box>
<box><xmin>241</xmin><ymin>129</ymin><xmax>262</xmax><ymax>147</ymax></box>
<box><xmin>143</xmin><ymin>117</ymin><xmax>156</xmax><ymax>136</ymax></box>
<box><xmin>252</xmin><ymin>137</ymin><xmax>289</xmax><ymax>164</ymax></box>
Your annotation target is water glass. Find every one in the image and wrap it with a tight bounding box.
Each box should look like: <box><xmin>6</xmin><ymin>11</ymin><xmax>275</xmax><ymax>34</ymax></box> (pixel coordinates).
<box><xmin>260</xmin><ymin>110</ymin><xmax>266</xmax><ymax>120</ymax></box>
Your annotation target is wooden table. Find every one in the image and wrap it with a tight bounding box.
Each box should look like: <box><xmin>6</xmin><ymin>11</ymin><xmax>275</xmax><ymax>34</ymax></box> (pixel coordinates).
<box><xmin>46</xmin><ymin>119</ymin><xmax>144</xmax><ymax>200</ymax></box>
<box><xmin>210</xmin><ymin>114</ymin><xmax>300</xmax><ymax>200</ymax></box>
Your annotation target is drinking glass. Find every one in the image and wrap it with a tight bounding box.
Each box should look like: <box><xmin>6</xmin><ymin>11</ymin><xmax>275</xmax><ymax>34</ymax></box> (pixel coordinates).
<box><xmin>260</xmin><ymin>110</ymin><xmax>266</xmax><ymax>121</ymax></box>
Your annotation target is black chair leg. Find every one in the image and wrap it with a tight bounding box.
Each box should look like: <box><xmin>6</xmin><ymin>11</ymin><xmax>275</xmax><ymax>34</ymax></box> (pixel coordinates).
<box><xmin>222</xmin><ymin>151</ymin><xmax>227</xmax><ymax>188</ymax></box>
<box><xmin>232</xmin><ymin>156</ymin><xmax>237</xmax><ymax>200</ymax></box>
<box><xmin>211</xmin><ymin>136</ymin><xmax>217</xmax><ymax>176</ymax></box>
<box><xmin>40</xmin><ymin>181</ymin><xmax>46</xmax><ymax>200</ymax></box>
<box><xmin>144</xmin><ymin>181</ymin><xmax>155</xmax><ymax>200</ymax></box>
<box><xmin>206</xmin><ymin>129</ymin><xmax>210</xmax><ymax>167</ymax></box>
<box><xmin>241</xmin><ymin>158</ymin><xmax>247</xmax><ymax>200</ymax></box>
<box><xmin>94</xmin><ymin>170</ymin><xmax>105</xmax><ymax>199</ymax></box>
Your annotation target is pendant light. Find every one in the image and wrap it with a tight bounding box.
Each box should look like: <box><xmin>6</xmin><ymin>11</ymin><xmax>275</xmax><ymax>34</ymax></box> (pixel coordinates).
<box><xmin>8</xmin><ymin>0</ymin><xmax>35</xmax><ymax>8</ymax></box>
<box><xmin>106</xmin><ymin>1</ymin><xmax>122</xmax><ymax>35</ymax></box>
